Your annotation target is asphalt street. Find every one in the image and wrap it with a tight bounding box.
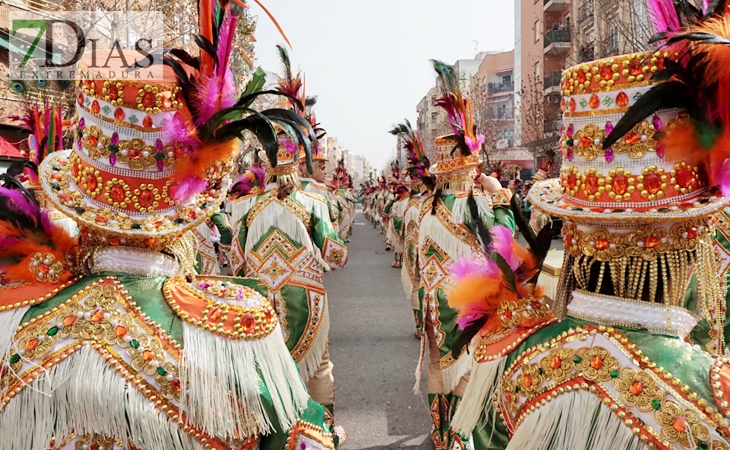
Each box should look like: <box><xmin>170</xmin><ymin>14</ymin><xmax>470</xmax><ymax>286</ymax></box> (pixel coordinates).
<box><xmin>326</xmin><ymin>209</ymin><xmax>433</xmax><ymax>449</ymax></box>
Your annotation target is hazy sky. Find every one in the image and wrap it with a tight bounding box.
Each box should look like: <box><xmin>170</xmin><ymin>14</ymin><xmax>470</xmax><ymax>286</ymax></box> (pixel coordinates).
<box><xmin>251</xmin><ymin>1</ymin><xmax>515</xmax><ymax>171</ymax></box>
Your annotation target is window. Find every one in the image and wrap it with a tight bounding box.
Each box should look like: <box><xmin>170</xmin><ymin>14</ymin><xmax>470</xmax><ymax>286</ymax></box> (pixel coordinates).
<box><xmin>502</xmin><ymin>74</ymin><xmax>512</xmax><ymax>85</ymax></box>
<box><xmin>535</xmin><ymin>19</ymin><xmax>541</xmax><ymax>42</ymax></box>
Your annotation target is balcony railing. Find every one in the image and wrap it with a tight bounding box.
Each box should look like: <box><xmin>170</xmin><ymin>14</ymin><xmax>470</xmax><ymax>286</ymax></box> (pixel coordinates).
<box><xmin>488</xmin><ymin>81</ymin><xmax>514</xmax><ymax>94</ymax></box>
<box><xmin>579</xmin><ymin>1</ymin><xmax>594</xmax><ymax>22</ymax></box>
<box><xmin>544</xmin><ymin>28</ymin><xmax>571</xmax><ymax>48</ymax></box>
<box><xmin>579</xmin><ymin>45</ymin><xmax>596</xmax><ymax>63</ymax></box>
<box><xmin>544</xmin><ymin>71</ymin><xmax>562</xmax><ymax>90</ymax></box>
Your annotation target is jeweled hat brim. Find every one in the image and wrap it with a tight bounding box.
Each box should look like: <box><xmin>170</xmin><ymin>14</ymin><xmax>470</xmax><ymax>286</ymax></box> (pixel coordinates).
<box><xmin>41</xmin><ymin>150</ymin><xmax>229</xmax><ymax>248</ymax></box>
<box><xmin>528</xmin><ymin>178</ymin><xmax>730</xmax><ymax>223</ymax></box>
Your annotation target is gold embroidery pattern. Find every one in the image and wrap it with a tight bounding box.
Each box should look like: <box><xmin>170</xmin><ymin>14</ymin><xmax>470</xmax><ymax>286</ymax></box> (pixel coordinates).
<box><xmin>28</xmin><ymin>253</ymin><xmax>66</xmax><ymax>283</ymax></box>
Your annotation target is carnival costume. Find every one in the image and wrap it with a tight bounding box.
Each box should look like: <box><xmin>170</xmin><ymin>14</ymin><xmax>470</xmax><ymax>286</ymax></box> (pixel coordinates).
<box><xmin>0</xmin><ymin>3</ymin><xmax>339</xmax><ymax>447</ymax></box>
<box><xmin>449</xmin><ymin>8</ymin><xmax>730</xmax><ymax>448</ymax></box>
<box><xmin>227</xmin><ymin>45</ymin><xmax>348</xmax><ymax>442</ymax></box>
<box><xmin>414</xmin><ymin>60</ymin><xmax>515</xmax><ymax>450</ymax></box>
<box><xmin>390</xmin><ymin>119</ymin><xmax>433</xmax><ymax>337</ymax></box>
<box><xmin>385</xmin><ymin>164</ymin><xmax>408</xmax><ymax>269</ymax></box>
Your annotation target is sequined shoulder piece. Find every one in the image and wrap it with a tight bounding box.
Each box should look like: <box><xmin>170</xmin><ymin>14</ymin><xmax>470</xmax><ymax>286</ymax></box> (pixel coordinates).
<box><xmin>298</xmin><ymin>190</ymin><xmax>328</xmax><ymax>205</ymax></box>
<box><xmin>500</xmin><ymin>325</ymin><xmax>730</xmax><ymax>449</ymax></box>
<box><xmin>163</xmin><ymin>277</ymin><xmax>278</xmax><ymax>340</ymax></box>
<box><xmin>0</xmin><ymin>277</ymin><xmax>81</xmax><ymax>312</ymax></box>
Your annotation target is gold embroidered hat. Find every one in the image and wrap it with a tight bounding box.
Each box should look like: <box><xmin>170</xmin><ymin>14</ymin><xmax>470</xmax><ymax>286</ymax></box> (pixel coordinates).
<box><xmin>528</xmin><ymin>52</ymin><xmax>729</xmax><ymax>224</ymax></box>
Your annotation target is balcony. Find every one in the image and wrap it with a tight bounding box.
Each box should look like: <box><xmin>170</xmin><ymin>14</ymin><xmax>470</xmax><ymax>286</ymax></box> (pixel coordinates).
<box><xmin>579</xmin><ymin>44</ymin><xmax>596</xmax><ymax>63</ymax></box>
<box><xmin>544</xmin><ymin>0</ymin><xmax>570</xmax><ymax>12</ymax></box>
<box><xmin>544</xmin><ymin>71</ymin><xmax>562</xmax><ymax>95</ymax></box>
<box><xmin>579</xmin><ymin>2</ymin><xmax>594</xmax><ymax>22</ymax></box>
<box><xmin>488</xmin><ymin>81</ymin><xmax>514</xmax><ymax>95</ymax></box>
<box><xmin>544</xmin><ymin>28</ymin><xmax>571</xmax><ymax>55</ymax></box>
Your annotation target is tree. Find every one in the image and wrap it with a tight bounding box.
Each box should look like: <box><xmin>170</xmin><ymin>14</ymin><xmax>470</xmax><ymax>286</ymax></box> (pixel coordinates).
<box><xmin>517</xmin><ymin>73</ymin><xmax>561</xmax><ymax>169</ymax></box>
<box><xmin>470</xmin><ymin>76</ymin><xmax>502</xmax><ymax>169</ymax></box>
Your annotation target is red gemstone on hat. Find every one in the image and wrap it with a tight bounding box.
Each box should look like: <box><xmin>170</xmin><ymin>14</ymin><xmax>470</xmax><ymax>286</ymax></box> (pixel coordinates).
<box><xmin>672</xmin><ymin>417</ymin><xmax>688</xmax><ymax>433</ymax></box>
<box><xmin>172</xmin><ymin>379</ymin><xmax>181</xmax><ymax>392</ymax></box>
<box><xmin>569</xmin><ymin>98</ymin><xmax>577</xmax><ymax>112</ymax></box>
<box><xmin>108</xmin><ymin>85</ymin><xmax>119</xmax><ymax>100</ymax></box>
<box><xmin>143</xmin><ymin>116</ymin><xmax>154</xmax><ymax>128</ymax></box>
<box><xmin>86</xmin><ymin>174</ymin><xmax>98</xmax><ymax>192</ymax></box>
<box><xmin>108</xmin><ymin>237</ymin><xmax>121</xmax><ymax>246</ymax></box>
<box><xmin>109</xmin><ymin>184</ymin><xmax>126</xmax><ymax>203</ymax></box>
<box><xmin>629</xmin><ymin>380</ymin><xmax>644</xmax><ymax>396</ymax></box>
<box><xmin>91</xmin><ymin>100</ymin><xmax>100</xmax><ymax>114</ymax></box>
<box><xmin>612</xmin><ymin>174</ymin><xmax>629</xmax><ymax>195</ymax></box>
<box><xmin>95</xmin><ymin>215</ymin><xmax>108</xmax><ymax>224</ymax></box>
<box><xmin>128</xmin><ymin>148</ymin><xmax>142</xmax><ymax>159</ymax></box>
<box><xmin>142</xmin><ymin>92</ymin><xmax>156</xmax><ymax>108</ymax></box>
<box><xmin>590</xmin><ymin>355</ymin><xmax>604</xmax><ymax>370</ymax></box>
<box><xmin>676</xmin><ymin>167</ymin><xmax>693</xmax><ymax>188</ymax></box>
<box><xmin>240</xmin><ymin>313</ymin><xmax>256</xmax><ymax>333</ymax></box>
<box><xmin>580</xmin><ymin>136</ymin><xmax>593</xmax><ymax>148</ymax></box>
<box><xmin>560</xmin><ymin>97</ymin><xmax>566</xmax><ymax>112</ymax></box>
<box><xmin>550</xmin><ymin>355</ymin><xmax>562</xmax><ymax>369</ymax></box>
<box><xmin>577</xmin><ymin>70</ymin><xmax>587</xmax><ymax>84</ymax></box>
<box><xmin>589</xmin><ymin>94</ymin><xmax>600</xmax><ymax>109</ymax></box>
<box><xmin>616</xmin><ymin>92</ymin><xmax>629</xmax><ymax>107</ymax></box>
<box><xmin>145</xmin><ymin>238</ymin><xmax>156</xmax><ymax>247</ymax></box>
<box><xmin>522</xmin><ymin>374</ymin><xmax>533</xmax><ymax>388</ymax></box>
<box><xmin>208</xmin><ymin>307</ymin><xmax>223</xmax><ymax>323</ymax></box>
<box><xmin>644</xmin><ymin>236</ymin><xmax>660</xmax><ymax>248</ymax></box>
<box><xmin>628</xmin><ymin>60</ymin><xmax>642</xmax><ymax>77</ymax></box>
<box><xmin>138</xmin><ymin>189</ymin><xmax>155</xmax><ymax>208</ymax></box>
<box><xmin>77</xmin><ymin>93</ymin><xmax>84</xmax><ymax>104</ymax></box>
<box><xmin>87</xmin><ymin>136</ymin><xmax>98</xmax><ymax>147</ymax></box>
<box><xmin>599</xmin><ymin>65</ymin><xmax>613</xmax><ymax>81</ymax></box>
<box><xmin>114</xmin><ymin>107</ymin><xmax>125</xmax><ymax>121</ymax></box>
<box><xmin>644</xmin><ymin>173</ymin><xmax>662</xmax><ymax>194</ymax></box>
<box><xmin>565</xmin><ymin>235</ymin><xmax>574</xmax><ymax>247</ymax></box>
<box><xmin>623</xmin><ymin>132</ymin><xmax>641</xmax><ymax>145</ymax></box>
<box><xmin>585</xmin><ymin>174</ymin><xmax>599</xmax><ymax>195</ymax></box>
<box><xmin>595</xmin><ymin>239</ymin><xmax>610</xmax><ymax>250</ymax></box>
<box><xmin>567</xmin><ymin>172</ymin><xmax>577</xmax><ymax>190</ymax></box>
<box><xmin>687</xmin><ymin>227</ymin><xmax>698</xmax><ymax>239</ymax></box>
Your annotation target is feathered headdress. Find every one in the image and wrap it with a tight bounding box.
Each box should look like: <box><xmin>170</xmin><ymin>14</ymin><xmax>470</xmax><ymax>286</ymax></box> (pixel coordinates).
<box><xmin>389</xmin><ymin>119</ymin><xmax>431</xmax><ymax>182</ymax></box>
<box><xmin>0</xmin><ymin>174</ymin><xmax>76</xmax><ymax>285</ymax></box>
<box><xmin>162</xmin><ymin>1</ymin><xmax>315</xmax><ymax>198</ymax></box>
<box><xmin>645</xmin><ymin>0</ymin><xmax>726</xmax><ymax>35</ymax></box>
<box><xmin>431</xmin><ymin>60</ymin><xmax>484</xmax><ymax>156</ymax></box>
<box><xmin>447</xmin><ymin>195</ymin><xmax>554</xmax><ymax>356</ymax></box>
<box><xmin>229</xmin><ymin>167</ymin><xmax>265</xmax><ymax>199</ymax></box>
<box><xmin>603</xmin><ymin>13</ymin><xmax>730</xmax><ymax>195</ymax></box>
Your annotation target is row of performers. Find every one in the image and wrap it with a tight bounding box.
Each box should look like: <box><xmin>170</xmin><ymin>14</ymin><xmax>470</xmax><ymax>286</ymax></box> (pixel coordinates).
<box><xmin>0</xmin><ymin>29</ymin><xmax>353</xmax><ymax>450</ymax></box>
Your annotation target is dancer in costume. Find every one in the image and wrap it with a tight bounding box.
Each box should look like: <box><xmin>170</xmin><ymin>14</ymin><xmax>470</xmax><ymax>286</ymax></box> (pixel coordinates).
<box><xmin>528</xmin><ymin>160</ymin><xmax>554</xmax><ymax>236</ymax></box>
<box><xmin>385</xmin><ymin>163</ymin><xmax>408</xmax><ymax>268</ymax></box>
<box><xmin>449</xmin><ymin>9</ymin><xmax>730</xmax><ymax>448</ymax></box>
<box><xmin>389</xmin><ymin>119</ymin><xmax>433</xmax><ymax>337</ymax></box>
<box><xmin>415</xmin><ymin>59</ymin><xmax>515</xmax><ymax>450</ymax></box>
<box><xmin>227</xmin><ymin>45</ymin><xmax>348</xmax><ymax>444</ymax></box>
<box><xmin>9</xmin><ymin>100</ymin><xmax>78</xmax><ymax>237</ymax></box>
<box><xmin>0</xmin><ymin>4</ymin><xmax>338</xmax><ymax>446</ymax></box>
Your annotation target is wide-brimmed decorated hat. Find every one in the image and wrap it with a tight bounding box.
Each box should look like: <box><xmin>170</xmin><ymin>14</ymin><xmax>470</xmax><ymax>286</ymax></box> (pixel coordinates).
<box><xmin>428</xmin><ymin>60</ymin><xmax>484</xmax><ymax>186</ymax></box>
<box><xmin>528</xmin><ymin>52</ymin><xmax>729</xmax><ymax>224</ymax></box>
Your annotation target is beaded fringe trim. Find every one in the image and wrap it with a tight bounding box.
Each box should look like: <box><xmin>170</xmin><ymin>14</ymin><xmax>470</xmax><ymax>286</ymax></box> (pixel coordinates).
<box><xmin>1</xmin><ymin>345</ymin><xmax>202</xmax><ymax>450</ymax></box>
<box><xmin>505</xmin><ymin>390</ymin><xmax>645</xmax><ymax>450</ymax></box>
<box><xmin>181</xmin><ymin>322</ymin><xmax>309</xmax><ymax>438</ymax></box>
<box><xmin>451</xmin><ymin>356</ymin><xmax>506</xmax><ymax>436</ymax></box>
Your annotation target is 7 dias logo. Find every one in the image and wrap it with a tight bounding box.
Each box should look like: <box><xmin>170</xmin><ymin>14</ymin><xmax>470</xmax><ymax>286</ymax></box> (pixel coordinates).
<box><xmin>9</xmin><ymin>11</ymin><xmax>165</xmax><ymax>81</ymax></box>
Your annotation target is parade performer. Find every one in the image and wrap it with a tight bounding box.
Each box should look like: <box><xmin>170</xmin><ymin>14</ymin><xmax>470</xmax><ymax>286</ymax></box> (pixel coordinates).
<box><xmin>450</xmin><ymin>9</ymin><xmax>730</xmax><ymax>447</ymax></box>
<box><xmin>385</xmin><ymin>163</ymin><xmax>408</xmax><ymax>268</ymax></box>
<box><xmin>415</xmin><ymin>59</ymin><xmax>515</xmax><ymax>450</ymax></box>
<box><xmin>227</xmin><ymin>45</ymin><xmax>348</xmax><ymax>444</ymax></box>
<box><xmin>390</xmin><ymin>119</ymin><xmax>433</xmax><ymax>337</ymax></box>
<box><xmin>9</xmin><ymin>100</ymin><xmax>78</xmax><ymax>237</ymax></box>
<box><xmin>0</xmin><ymin>3</ymin><xmax>338</xmax><ymax>446</ymax></box>
<box><xmin>528</xmin><ymin>159</ymin><xmax>554</xmax><ymax>236</ymax></box>
<box><xmin>333</xmin><ymin>163</ymin><xmax>355</xmax><ymax>242</ymax></box>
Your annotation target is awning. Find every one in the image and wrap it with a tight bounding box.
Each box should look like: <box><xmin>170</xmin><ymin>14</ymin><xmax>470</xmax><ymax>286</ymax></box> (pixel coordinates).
<box><xmin>0</xmin><ymin>137</ymin><xmax>24</xmax><ymax>158</ymax></box>
<box><xmin>488</xmin><ymin>148</ymin><xmax>535</xmax><ymax>168</ymax></box>
<box><xmin>0</xmin><ymin>124</ymin><xmax>31</xmax><ymax>160</ymax></box>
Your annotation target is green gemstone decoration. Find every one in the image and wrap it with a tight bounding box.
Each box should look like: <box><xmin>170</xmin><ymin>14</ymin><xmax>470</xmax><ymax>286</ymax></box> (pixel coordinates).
<box><xmin>47</xmin><ymin>326</ymin><xmax>59</xmax><ymax>336</ymax></box>
<box><xmin>698</xmin><ymin>442</ymin><xmax>708</xmax><ymax>450</ymax></box>
<box><xmin>610</xmin><ymin>370</ymin><xmax>619</xmax><ymax>378</ymax></box>
<box><xmin>131</xmin><ymin>223</ymin><xmax>142</xmax><ymax>229</ymax></box>
<box><xmin>129</xmin><ymin>115</ymin><xmax>139</xmax><ymax>124</ymax></box>
<box><xmin>573</xmin><ymin>355</ymin><xmax>582</xmax><ymax>363</ymax></box>
<box><xmin>52</xmin><ymin>183</ymin><xmax>60</xmax><ymax>191</ymax></box>
<box><xmin>129</xmin><ymin>339</ymin><xmax>140</xmax><ymax>349</ymax></box>
<box><xmin>9</xmin><ymin>354</ymin><xmax>20</xmax><ymax>364</ymax></box>
<box><xmin>514</xmin><ymin>386</ymin><xmax>520</xmax><ymax>393</ymax></box>
<box><xmin>537</xmin><ymin>368</ymin><xmax>543</xmax><ymax>375</ymax></box>
<box><xmin>157</xmin><ymin>366</ymin><xmax>167</xmax><ymax>376</ymax></box>
<box><xmin>74</xmin><ymin>207</ymin><xmax>85</xmax><ymax>213</ymax></box>
<box><xmin>174</xmin><ymin>218</ymin><xmax>185</xmax><ymax>224</ymax></box>
<box><xmin>651</xmin><ymin>399</ymin><xmax>661</xmax><ymax>410</ymax></box>
<box><xmin>102</xmin><ymin>105</ymin><xmax>111</xmax><ymax>115</ymax></box>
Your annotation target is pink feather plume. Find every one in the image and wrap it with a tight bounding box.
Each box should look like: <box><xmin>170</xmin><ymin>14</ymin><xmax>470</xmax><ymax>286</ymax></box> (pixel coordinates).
<box><xmin>647</xmin><ymin>0</ymin><xmax>681</xmax><ymax>33</ymax></box>
<box><xmin>490</xmin><ymin>225</ymin><xmax>521</xmax><ymax>270</ymax></box>
<box><xmin>170</xmin><ymin>177</ymin><xmax>208</xmax><ymax>201</ymax></box>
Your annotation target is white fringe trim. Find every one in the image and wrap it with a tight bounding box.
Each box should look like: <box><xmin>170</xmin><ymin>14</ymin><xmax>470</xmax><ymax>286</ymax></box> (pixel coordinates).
<box><xmin>441</xmin><ymin>345</ymin><xmax>474</xmax><ymax>394</ymax></box>
<box><xmin>505</xmin><ymin>390</ymin><xmax>645</xmax><ymax>450</ymax></box>
<box><xmin>296</xmin><ymin>300</ymin><xmax>331</xmax><ymax>384</ymax></box>
<box><xmin>195</xmin><ymin>222</ymin><xmax>220</xmax><ymax>276</ymax></box>
<box><xmin>229</xmin><ymin>196</ymin><xmax>258</xmax><ymax>228</ymax></box>
<box><xmin>418</xmin><ymin>214</ymin><xmax>474</xmax><ymax>262</ymax></box>
<box><xmin>451</xmin><ymin>195</ymin><xmax>494</xmax><ymax>226</ymax></box>
<box><xmin>451</xmin><ymin>357</ymin><xmax>506</xmax><ymax>435</ymax></box>
<box><xmin>401</xmin><ymin>263</ymin><xmax>414</xmax><ymax>301</ymax></box>
<box><xmin>0</xmin><ymin>307</ymin><xmax>31</xmax><ymax>363</ymax></box>
<box><xmin>181</xmin><ymin>322</ymin><xmax>309</xmax><ymax>438</ymax></box>
<box><xmin>1</xmin><ymin>345</ymin><xmax>201</xmax><ymax>450</ymax></box>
